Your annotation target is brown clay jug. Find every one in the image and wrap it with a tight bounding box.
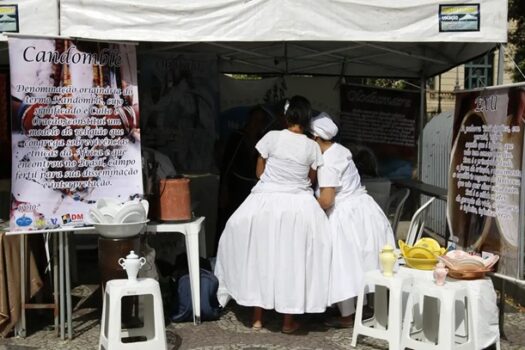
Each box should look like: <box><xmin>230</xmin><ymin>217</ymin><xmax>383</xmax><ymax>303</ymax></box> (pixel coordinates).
<box><xmin>158</xmin><ymin>176</ymin><xmax>192</xmax><ymax>221</ymax></box>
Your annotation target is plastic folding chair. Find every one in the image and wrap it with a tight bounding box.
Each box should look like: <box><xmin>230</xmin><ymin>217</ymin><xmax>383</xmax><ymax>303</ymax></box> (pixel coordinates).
<box><xmin>385</xmin><ymin>188</ymin><xmax>411</xmax><ymax>239</ymax></box>
<box><xmin>405</xmin><ymin>197</ymin><xmax>436</xmax><ymax>246</ymax></box>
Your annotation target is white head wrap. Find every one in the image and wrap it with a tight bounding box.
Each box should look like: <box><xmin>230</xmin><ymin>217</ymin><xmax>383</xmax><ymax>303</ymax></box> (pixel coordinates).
<box><xmin>310</xmin><ymin>112</ymin><xmax>339</xmax><ymax>140</ymax></box>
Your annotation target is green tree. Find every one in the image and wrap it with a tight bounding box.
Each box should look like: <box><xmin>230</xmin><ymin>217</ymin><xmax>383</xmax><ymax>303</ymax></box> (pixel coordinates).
<box><xmin>509</xmin><ymin>0</ymin><xmax>525</xmax><ymax>82</ymax></box>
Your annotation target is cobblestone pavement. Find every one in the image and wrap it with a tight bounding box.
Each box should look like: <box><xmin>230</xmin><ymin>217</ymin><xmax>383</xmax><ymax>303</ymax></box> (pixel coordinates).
<box><xmin>2</xmin><ymin>300</ymin><xmax>524</xmax><ymax>350</ymax></box>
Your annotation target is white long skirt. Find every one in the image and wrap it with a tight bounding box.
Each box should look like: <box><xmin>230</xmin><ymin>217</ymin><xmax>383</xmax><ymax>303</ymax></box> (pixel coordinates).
<box><xmin>328</xmin><ymin>191</ymin><xmax>395</xmax><ymax>305</ymax></box>
<box><xmin>214</xmin><ymin>191</ymin><xmax>331</xmax><ymax>314</ymax></box>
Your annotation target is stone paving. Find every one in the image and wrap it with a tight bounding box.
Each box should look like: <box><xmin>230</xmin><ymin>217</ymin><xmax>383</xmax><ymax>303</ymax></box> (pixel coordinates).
<box><xmin>2</xmin><ymin>299</ymin><xmax>524</xmax><ymax>350</ymax></box>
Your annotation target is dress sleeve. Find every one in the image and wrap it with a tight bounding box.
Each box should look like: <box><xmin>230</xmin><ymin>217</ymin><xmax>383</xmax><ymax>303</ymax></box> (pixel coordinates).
<box><xmin>255</xmin><ymin>131</ymin><xmax>274</xmax><ymax>159</ymax></box>
<box><xmin>310</xmin><ymin>143</ymin><xmax>324</xmax><ymax>170</ymax></box>
<box><xmin>318</xmin><ymin>165</ymin><xmax>342</xmax><ymax>188</ymax></box>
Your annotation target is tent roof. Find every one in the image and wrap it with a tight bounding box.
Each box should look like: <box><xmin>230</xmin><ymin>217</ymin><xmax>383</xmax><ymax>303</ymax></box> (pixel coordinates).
<box><xmin>60</xmin><ymin>0</ymin><xmax>506</xmax><ymax>43</ymax></box>
<box><xmin>136</xmin><ymin>41</ymin><xmax>498</xmax><ymax>78</ymax></box>
<box><xmin>59</xmin><ymin>0</ymin><xmax>507</xmax><ymax>78</ymax></box>
<box><xmin>0</xmin><ymin>0</ymin><xmax>508</xmax><ymax>78</ymax></box>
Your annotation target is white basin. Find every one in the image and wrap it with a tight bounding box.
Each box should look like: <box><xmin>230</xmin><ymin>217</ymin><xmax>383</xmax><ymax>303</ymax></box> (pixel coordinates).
<box><xmin>93</xmin><ymin>221</ymin><xmax>148</xmax><ymax>238</ymax></box>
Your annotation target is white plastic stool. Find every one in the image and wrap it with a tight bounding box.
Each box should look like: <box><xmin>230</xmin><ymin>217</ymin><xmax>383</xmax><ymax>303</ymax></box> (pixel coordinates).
<box><xmin>99</xmin><ymin>278</ymin><xmax>167</xmax><ymax>350</ymax></box>
<box><xmin>352</xmin><ymin>270</ymin><xmax>413</xmax><ymax>350</ymax></box>
<box><xmin>400</xmin><ymin>280</ymin><xmax>476</xmax><ymax>350</ymax></box>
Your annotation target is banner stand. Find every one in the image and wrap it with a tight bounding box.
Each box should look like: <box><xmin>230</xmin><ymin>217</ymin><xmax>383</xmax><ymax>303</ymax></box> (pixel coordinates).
<box><xmin>10</xmin><ymin>228</ymin><xmax>85</xmax><ymax>339</ymax></box>
<box><xmin>8</xmin><ymin>226</ymin><xmax>95</xmax><ymax>339</ymax></box>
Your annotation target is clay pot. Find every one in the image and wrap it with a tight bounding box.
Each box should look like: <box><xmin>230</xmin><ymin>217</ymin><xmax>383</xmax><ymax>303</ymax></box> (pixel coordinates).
<box><xmin>158</xmin><ymin>177</ymin><xmax>192</xmax><ymax>221</ymax></box>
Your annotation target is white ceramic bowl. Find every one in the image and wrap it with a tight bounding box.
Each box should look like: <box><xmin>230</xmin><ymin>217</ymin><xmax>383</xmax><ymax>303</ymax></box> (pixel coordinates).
<box><xmin>114</xmin><ymin>202</ymin><xmax>146</xmax><ymax>223</ymax></box>
<box><xmin>140</xmin><ymin>199</ymin><xmax>149</xmax><ymax>217</ymax></box>
<box><xmin>89</xmin><ymin>207</ymin><xmax>107</xmax><ymax>224</ymax></box>
<box><xmin>93</xmin><ymin>221</ymin><xmax>148</xmax><ymax>238</ymax></box>
<box><xmin>96</xmin><ymin>198</ymin><xmax>122</xmax><ymax>213</ymax></box>
<box><xmin>119</xmin><ymin>210</ymin><xmax>147</xmax><ymax>224</ymax></box>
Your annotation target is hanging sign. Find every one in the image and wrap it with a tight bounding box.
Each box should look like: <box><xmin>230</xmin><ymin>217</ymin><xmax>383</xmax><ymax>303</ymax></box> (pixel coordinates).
<box><xmin>448</xmin><ymin>85</ymin><xmax>525</xmax><ymax>277</ymax></box>
<box><xmin>439</xmin><ymin>4</ymin><xmax>480</xmax><ymax>32</ymax></box>
<box><xmin>0</xmin><ymin>5</ymin><xmax>18</xmax><ymax>33</ymax></box>
<box><xmin>8</xmin><ymin>37</ymin><xmax>143</xmax><ymax>232</ymax></box>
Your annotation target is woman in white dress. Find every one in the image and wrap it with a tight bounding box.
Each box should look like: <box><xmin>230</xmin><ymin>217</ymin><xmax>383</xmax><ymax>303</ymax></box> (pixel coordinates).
<box><xmin>311</xmin><ymin>113</ymin><xmax>395</xmax><ymax>327</ymax></box>
<box><xmin>214</xmin><ymin>96</ymin><xmax>331</xmax><ymax>333</ymax></box>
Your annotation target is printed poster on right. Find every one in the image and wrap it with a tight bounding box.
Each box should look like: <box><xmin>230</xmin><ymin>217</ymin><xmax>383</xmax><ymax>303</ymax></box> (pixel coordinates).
<box><xmin>448</xmin><ymin>84</ymin><xmax>525</xmax><ymax>277</ymax></box>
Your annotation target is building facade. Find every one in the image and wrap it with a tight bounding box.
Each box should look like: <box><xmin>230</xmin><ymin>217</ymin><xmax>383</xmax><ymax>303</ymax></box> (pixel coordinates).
<box><xmin>426</xmin><ymin>48</ymin><xmax>515</xmax><ymax>116</ymax></box>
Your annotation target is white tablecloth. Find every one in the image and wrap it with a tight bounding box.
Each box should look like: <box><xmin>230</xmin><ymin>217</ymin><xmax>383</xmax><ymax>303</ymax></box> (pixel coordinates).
<box><xmin>397</xmin><ymin>266</ymin><xmax>499</xmax><ymax>348</ymax></box>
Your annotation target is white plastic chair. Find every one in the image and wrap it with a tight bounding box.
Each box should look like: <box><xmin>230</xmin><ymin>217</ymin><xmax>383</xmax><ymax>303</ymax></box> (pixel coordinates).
<box><xmin>400</xmin><ymin>279</ymin><xmax>477</xmax><ymax>350</ymax></box>
<box><xmin>351</xmin><ymin>270</ymin><xmax>413</xmax><ymax>350</ymax></box>
<box><xmin>99</xmin><ymin>278</ymin><xmax>167</xmax><ymax>350</ymax></box>
<box><xmin>405</xmin><ymin>197</ymin><xmax>436</xmax><ymax>246</ymax></box>
<box><xmin>385</xmin><ymin>188</ymin><xmax>411</xmax><ymax>238</ymax></box>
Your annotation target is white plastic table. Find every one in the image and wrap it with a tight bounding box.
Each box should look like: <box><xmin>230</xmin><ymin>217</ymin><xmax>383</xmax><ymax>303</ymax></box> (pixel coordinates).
<box><xmin>396</xmin><ymin>266</ymin><xmax>500</xmax><ymax>349</ymax></box>
<box><xmin>8</xmin><ymin>216</ymin><xmax>206</xmax><ymax>340</ymax></box>
<box><xmin>145</xmin><ymin>217</ymin><xmax>206</xmax><ymax>324</ymax></box>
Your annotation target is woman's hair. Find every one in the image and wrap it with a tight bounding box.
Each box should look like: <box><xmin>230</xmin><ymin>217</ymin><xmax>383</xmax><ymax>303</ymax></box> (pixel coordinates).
<box><xmin>284</xmin><ymin>95</ymin><xmax>312</xmax><ymax>129</ymax></box>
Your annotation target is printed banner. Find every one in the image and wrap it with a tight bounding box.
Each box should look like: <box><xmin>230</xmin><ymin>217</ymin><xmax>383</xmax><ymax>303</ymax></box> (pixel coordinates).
<box><xmin>139</xmin><ymin>54</ymin><xmax>219</xmax><ymax>173</ymax></box>
<box><xmin>340</xmin><ymin>84</ymin><xmax>419</xmax><ymax>179</ymax></box>
<box><xmin>8</xmin><ymin>37</ymin><xmax>142</xmax><ymax>232</ymax></box>
<box><xmin>448</xmin><ymin>85</ymin><xmax>525</xmax><ymax>277</ymax></box>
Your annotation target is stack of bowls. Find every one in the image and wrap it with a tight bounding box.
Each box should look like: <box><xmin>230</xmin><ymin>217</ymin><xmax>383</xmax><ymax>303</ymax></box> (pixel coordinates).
<box><xmin>399</xmin><ymin>238</ymin><xmax>447</xmax><ymax>270</ymax></box>
<box><xmin>438</xmin><ymin>250</ymin><xmax>499</xmax><ymax>279</ymax></box>
<box><xmin>89</xmin><ymin>198</ymin><xmax>149</xmax><ymax>238</ymax></box>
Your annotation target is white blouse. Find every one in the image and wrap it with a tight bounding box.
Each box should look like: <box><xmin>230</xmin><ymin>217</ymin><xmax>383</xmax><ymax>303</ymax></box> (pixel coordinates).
<box><xmin>317</xmin><ymin>143</ymin><xmax>363</xmax><ymax>204</ymax></box>
<box><xmin>252</xmin><ymin>129</ymin><xmax>323</xmax><ymax>194</ymax></box>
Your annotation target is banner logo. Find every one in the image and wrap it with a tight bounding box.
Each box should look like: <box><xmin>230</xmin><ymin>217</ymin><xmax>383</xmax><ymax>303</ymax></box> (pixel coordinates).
<box><xmin>15</xmin><ymin>215</ymin><xmax>32</xmax><ymax>227</ymax></box>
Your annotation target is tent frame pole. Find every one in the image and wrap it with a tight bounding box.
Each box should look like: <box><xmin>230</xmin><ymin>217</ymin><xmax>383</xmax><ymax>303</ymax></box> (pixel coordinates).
<box><xmin>417</xmin><ymin>77</ymin><xmax>426</xmax><ymax>181</ymax></box>
<box><xmin>497</xmin><ymin>43</ymin><xmax>505</xmax><ymax>85</ymax></box>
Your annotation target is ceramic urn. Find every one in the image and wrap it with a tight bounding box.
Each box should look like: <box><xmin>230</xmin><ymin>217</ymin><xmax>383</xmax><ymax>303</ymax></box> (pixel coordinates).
<box><xmin>433</xmin><ymin>261</ymin><xmax>448</xmax><ymax>286</ymax></box>
<box><xmin>118</xmin><ymin>250</ymin><xmax>146</xmax><ymax>282</ymax></box>
<box><xmin>379</xmin><ymin>244</ymin><xmax>397</xmax><ymax>277</ymax></box>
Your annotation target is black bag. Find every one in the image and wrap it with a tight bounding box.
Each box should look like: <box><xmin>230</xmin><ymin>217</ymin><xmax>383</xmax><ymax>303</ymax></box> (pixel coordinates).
<box><xmin>170</xmin><ymin>268</ymin><xmax>221</xmax><ymax>322</ymax></box>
